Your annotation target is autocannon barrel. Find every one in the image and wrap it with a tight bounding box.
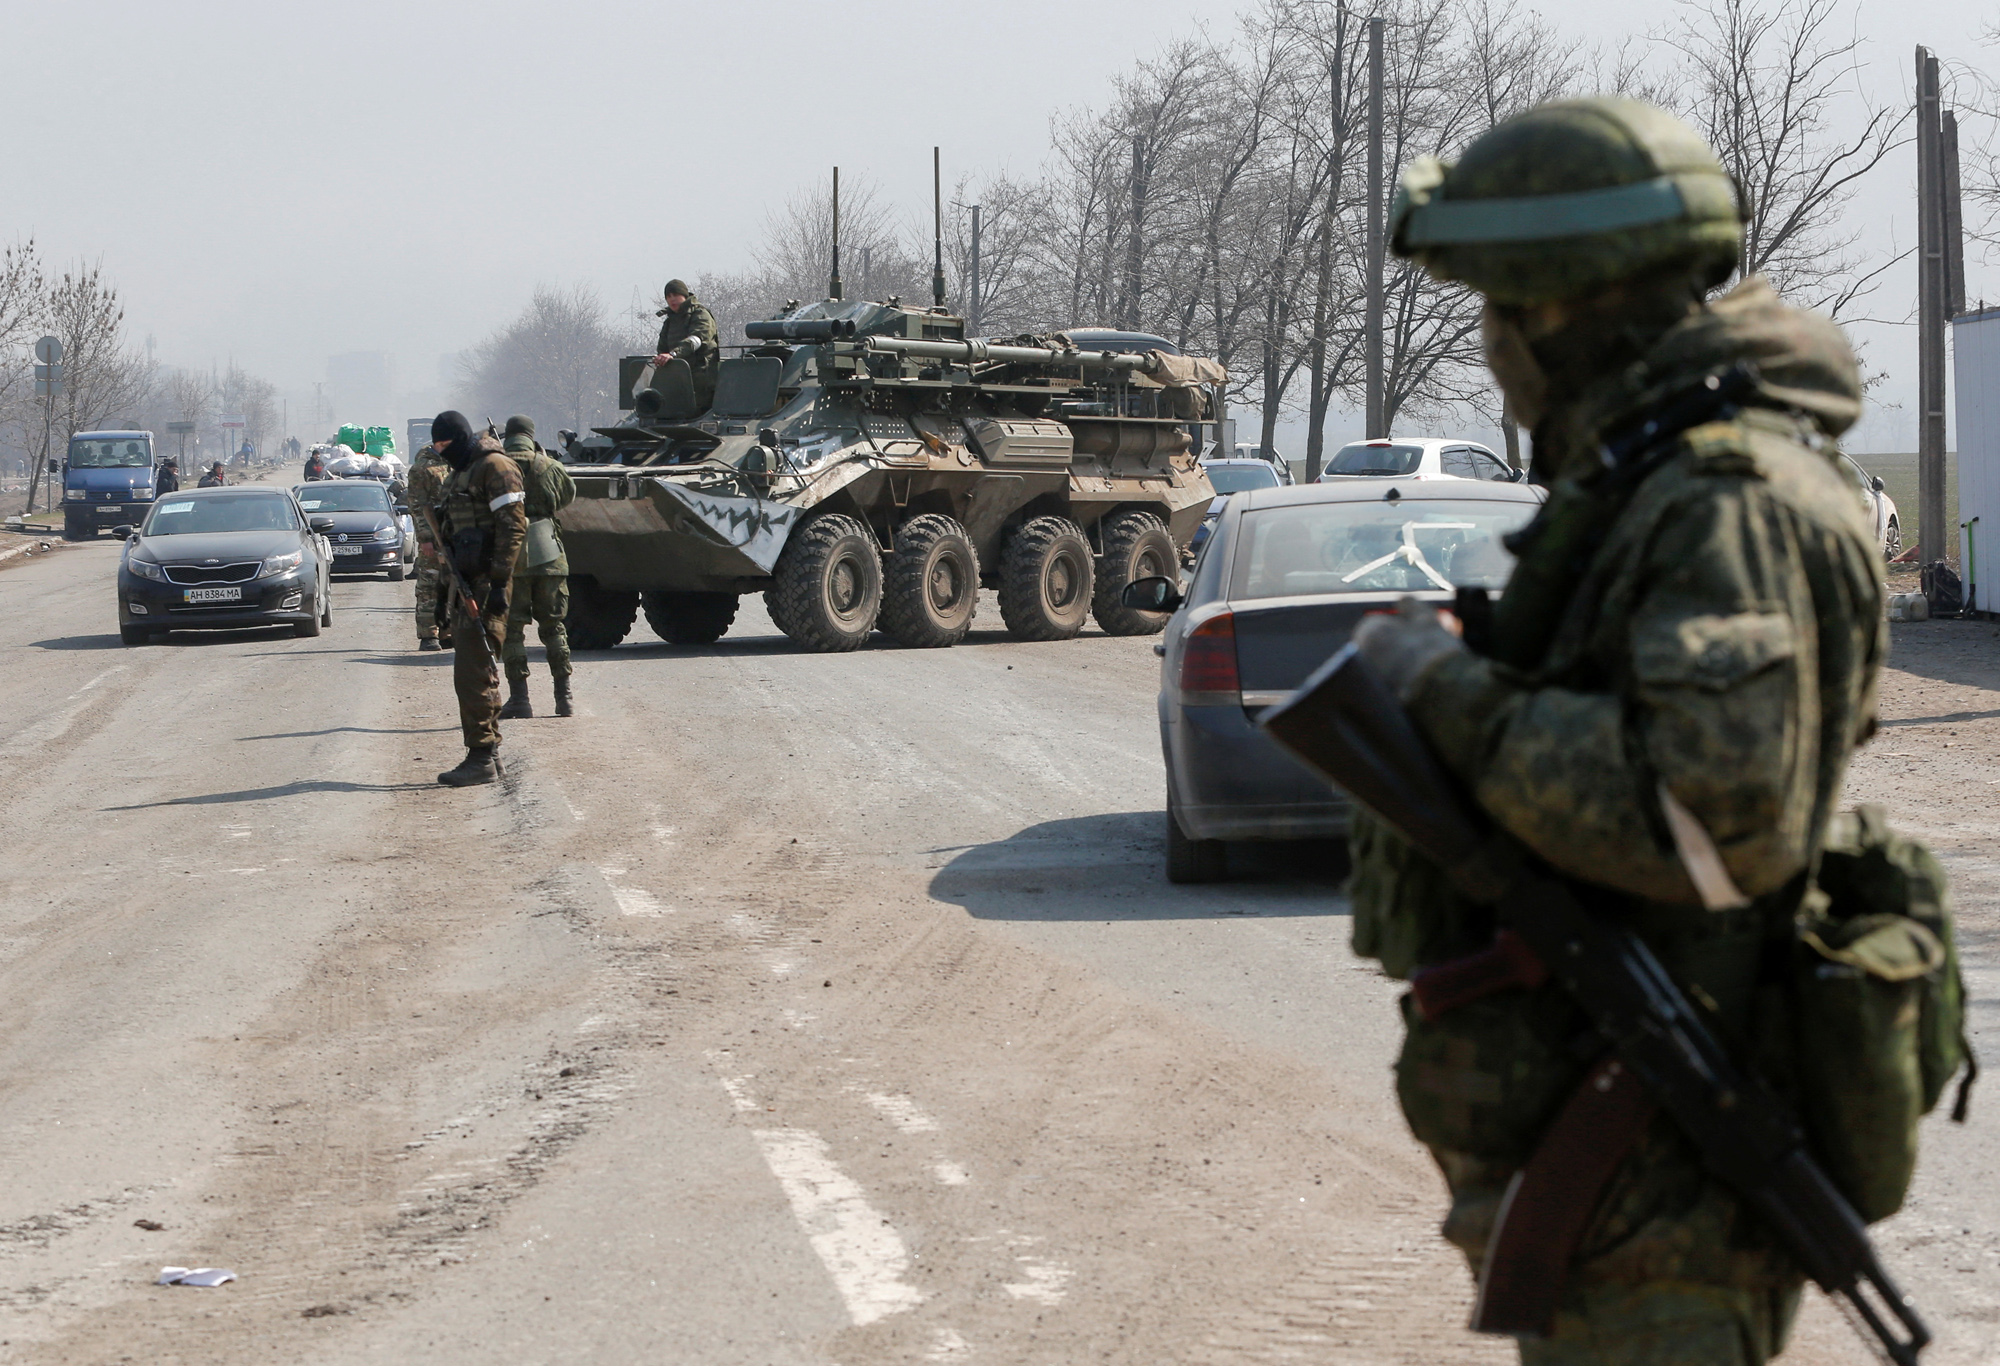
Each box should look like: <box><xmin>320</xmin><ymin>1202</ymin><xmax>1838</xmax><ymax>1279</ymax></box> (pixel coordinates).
<box><xmin>743</xmin><ymin>319</ymin><xmax>859</xmax><ymax>342</ymax></box>
<box><xmin>863</xmin><ymin>335</ymin><xmax>1155</xmax><ymax>373</ymax></box>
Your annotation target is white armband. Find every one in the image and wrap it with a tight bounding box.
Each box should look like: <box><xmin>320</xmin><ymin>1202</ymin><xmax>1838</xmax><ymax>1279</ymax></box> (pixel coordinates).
<box><xmin>489</xmin><ymin>490</ymin><xmax>526</xmax><ymax>512</ymax></box>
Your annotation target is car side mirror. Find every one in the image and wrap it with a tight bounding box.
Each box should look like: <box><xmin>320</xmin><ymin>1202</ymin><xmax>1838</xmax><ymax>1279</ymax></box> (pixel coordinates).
<box><xmin>1121</xmin><ymin>576</ymin><xmax>1183</xmax><ymax>614</ymax></box>
<box><xmin>111</xmin><ymin>524</ymin><xmax>135</xmax><ymax>539</ymax></box>
<box><xmin>394</xmin><ymin>505</ymin><xmax>410</xmax><ymax>516</ymax></box>
<box><xmin>1871</xmin><ymin>476</ymin><xmax>1885</xmax><ymax>493</ymax></box>
<box><xmin>309</xmin><ymin>516</ymin><xmax>336</xmax><ymax>533</ymax></box>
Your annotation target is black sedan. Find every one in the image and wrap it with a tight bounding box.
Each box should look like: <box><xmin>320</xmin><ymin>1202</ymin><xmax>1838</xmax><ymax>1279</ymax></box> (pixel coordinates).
<box><xmin>292</xmin><ymin>480</ymin><xmax>408</xmax><ymax>580</ymax></box>
<box><xmin>116</xmin><ymin>487</ymin><xmax>334</xmax><ymax>644</ymax></box>
<box><xmin>1129</xmin><ymin>477</ymin><xmax>1544</xmax><ymax>882</ymax></box>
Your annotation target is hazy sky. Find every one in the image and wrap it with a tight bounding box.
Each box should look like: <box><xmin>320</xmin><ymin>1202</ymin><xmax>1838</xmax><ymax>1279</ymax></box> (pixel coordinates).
<box><xmin>11</xmin><ymin>0</ymin><xmax>1997</xmax><ymax>450</ymax></box>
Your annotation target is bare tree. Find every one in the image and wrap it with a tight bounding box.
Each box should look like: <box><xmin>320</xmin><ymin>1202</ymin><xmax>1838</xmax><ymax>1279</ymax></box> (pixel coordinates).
<box><xmin>1655</xmin><ymin>0</ymin><xmax>1908</xmax><ymax>315</ymax></box>
<box><xmin>459</xmin><ymin>284</ymin><xmax>623</xmax><ymax>437</ymax></box>
<box><xmin>0</xmin><ymin>240</ymin><xmax>46</xmax><ymax>447</ymax></box>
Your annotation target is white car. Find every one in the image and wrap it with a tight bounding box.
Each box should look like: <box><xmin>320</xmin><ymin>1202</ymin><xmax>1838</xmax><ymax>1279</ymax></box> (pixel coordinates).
<box><xmin>1841</xmin><ymin>454</ymin><xmax>1902</xmax><ymax>560</ymax></box>
<box><xmin>1227</xmin><ymin>443</ymin><xmax>1294</xmax><ymax>483</ymax></box>
<box><xmin>1316</xmin><ymin>437</ymin><xmax>1523</xmax><ymax>484</ymax></box>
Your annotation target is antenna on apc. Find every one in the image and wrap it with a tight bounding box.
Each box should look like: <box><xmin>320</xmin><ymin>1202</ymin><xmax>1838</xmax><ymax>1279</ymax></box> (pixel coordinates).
<box><xmin>829</xmin><ymin>167</ymin><xmax>844</xmax><ymax>302</ymax></box>
<box><xmin>931</xmin><ymin>148</ymin><xmax>947</xmax><ymax>310</ymax></box>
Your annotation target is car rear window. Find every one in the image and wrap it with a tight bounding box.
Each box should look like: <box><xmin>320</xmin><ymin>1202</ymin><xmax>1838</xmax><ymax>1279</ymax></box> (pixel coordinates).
<box><xmin>1205</xmin><ymin>463</ymin><xmax>1281</xmax><ymax>494</ymax></box>
<box><xmin>1229</xmin><ymin>498</ymin><xmax>1537</xmax><ymax>600</ymax></box>
<box><xmin>1325</xmin><ymin>442</ymin><xmax>1424</xmax><ymax>476</ymax></box>
<box><xmin>295</xmin><ymin>483</ymin><xmax>390</xmax><ymax>512</ymax></box>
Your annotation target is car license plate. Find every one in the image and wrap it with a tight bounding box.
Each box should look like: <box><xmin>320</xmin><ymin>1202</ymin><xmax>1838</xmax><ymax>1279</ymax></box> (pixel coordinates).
<box><xmin>100</xmin><ymin>505</ymin><xmax>118</xmax><ymax>511</ymax></box>
<box><xmin>333</xmin><ymin>545</ymin><xmax>363</xmax><ymax>556</ymax></box>
<box><xmin>184</xmin><ymin>586</ymin><xmax>242</xmax><ymax>603</ymax></box>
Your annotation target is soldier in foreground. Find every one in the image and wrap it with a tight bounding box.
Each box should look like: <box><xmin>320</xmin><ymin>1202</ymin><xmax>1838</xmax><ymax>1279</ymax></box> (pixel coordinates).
<box><xmin>1343</xmin><ymin>99</ymin><xmax>1899</xmax><ymax>1363</ymax></box>
<box><xmin>427</xmin><ymin>410</ymin><xmax>525</xmax><ymax>786</ymax></box>
<box><xmin>406</xmin><ymin>440</ymin><xmax>451</xmax><ymax>651</ymax></box>
<box><xmin>653</xmin><ymin>279</ymin><xmax>720</xmax><ymax>412</ymax></box>
<box><xmin>496</xmin><ymin>415</ymin><xmax>577</xmax><ymax>718</ymax></box>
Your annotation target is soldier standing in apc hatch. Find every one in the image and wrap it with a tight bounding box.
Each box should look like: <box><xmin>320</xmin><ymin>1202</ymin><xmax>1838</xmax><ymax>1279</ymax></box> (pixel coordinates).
<box><xmin>428</xmin><ymin>410</ymin><xmax>526</xmax><ymax>787</ymax></box>
<box><xmin>496</xmin><ymin>415</ymin><xmax>576</xmax><ymax>719</ymax></box>
<box><xmin>1347</xmin><ymin>98</ymin><xmax>1887</xmax><ymax>1363</ymax></box>
<box><xmin>653</xmin><ymin>279</ymin><xmax>719</xmax><ymax>411</ymax></box>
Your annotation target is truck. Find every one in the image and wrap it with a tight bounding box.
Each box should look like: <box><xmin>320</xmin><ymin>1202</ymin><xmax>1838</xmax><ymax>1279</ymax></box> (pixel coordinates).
<box><xmin>61</xmin><ymin>430</ymin><xmax>158</xmax><ymax>540</ymax></box>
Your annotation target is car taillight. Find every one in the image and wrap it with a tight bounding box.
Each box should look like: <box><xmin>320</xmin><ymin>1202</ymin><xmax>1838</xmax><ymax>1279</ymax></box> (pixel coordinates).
<box><xmin>1179</xmin><ymin>612</ymin><xmax>1240</xmax><ymax>694</ymax></box>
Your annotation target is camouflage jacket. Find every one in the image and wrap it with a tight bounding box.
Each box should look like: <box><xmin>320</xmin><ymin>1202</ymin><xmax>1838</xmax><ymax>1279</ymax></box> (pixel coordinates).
<box><xmin>655</xmin><ymin>297</ymin><xmax>720</xmax><ymax>378</ymax></box>
<box><xmin>1352</xmin><ymin>278</ymin><xmax>1882</xmax><ymax>1290</ymax></box>
<box><xmin>503</xmin><ymin>432</ymin><xmax>575</xmax><ymax>578</ymax></box>
<box><xmin>436</xmin><ymin>436</ymin><xmax>527</xmax><ymax>588</ymax></box>
<box><xmin>406</xmin><ymin>446</ymin><xmax>451</xmax><ymax>544</ymax></box>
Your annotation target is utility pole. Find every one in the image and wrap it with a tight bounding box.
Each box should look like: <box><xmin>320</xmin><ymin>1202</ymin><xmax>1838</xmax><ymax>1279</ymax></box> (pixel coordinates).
<box><xmin>1915</xmin><ymin>46</ymin><xmax>1963</xmax><ymax>567</ymax></box>
<box><xmin>969</xmin><ymin>204</ymin><xmax>982</xmax><ymax>334</ymax></box>
<box><xmin>1364</xmin><ymin>15</ymin><xmax>1386</xmax><ymax>440</ymax></box>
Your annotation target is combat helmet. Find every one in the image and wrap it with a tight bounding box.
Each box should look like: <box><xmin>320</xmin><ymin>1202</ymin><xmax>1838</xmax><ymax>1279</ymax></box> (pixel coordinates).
<box><xmin>1390</xmin><ymin>97</ymin><xmax>1741</xmax><ymax>305</ymax></box>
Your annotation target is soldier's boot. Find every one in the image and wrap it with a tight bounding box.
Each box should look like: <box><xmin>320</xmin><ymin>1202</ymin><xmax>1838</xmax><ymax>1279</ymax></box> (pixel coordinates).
<box><xmin>419</xmin><ymin>638</ymin><xmax>441</xmax><ymax>652</ymax></box>
<box><xmin>553</xmin><ymin>674</ymin><xmax>574</xmax><ymax>718</ymax></box>
<box><xmin>499</xmin><ymin>678</ymin><xmax>533</xmax><ymax>719</ymax></box>
<box><xmin>438</xmin><ymin>746</ymin><xmax>503</xmax><ymax>787</ymax></box>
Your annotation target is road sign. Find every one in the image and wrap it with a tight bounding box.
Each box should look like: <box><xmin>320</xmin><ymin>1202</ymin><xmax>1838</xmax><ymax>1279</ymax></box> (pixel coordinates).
<box><xmin>219</xmin><ymin>415</ymin><xmax>246</xmax><ymax>428</ymax></box>
<box><xmin>166</xmin><ymin>421</ymin><xmax>197</xmax><ymax>434</ymax></box>
<box><xmin>33</xmin><ymin>335</ymin><xmax>61</xmax><ymax>365</ymax></box>
<box><xmin>34</xmin><ymin>381</ymin><xmax>60</xmax><ymax>398</ymax></box>
<box><xmin>34</xmin><ymin>363</ymin><xmax>61</xmax><ymax>382</ymax></box>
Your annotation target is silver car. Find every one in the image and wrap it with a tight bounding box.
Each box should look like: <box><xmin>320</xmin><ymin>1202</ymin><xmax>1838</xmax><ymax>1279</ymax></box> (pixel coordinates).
<box><xmin>1131</xmin><ymin>477</ymin><xmax>1544</xmax><ymax>882</ymax></box>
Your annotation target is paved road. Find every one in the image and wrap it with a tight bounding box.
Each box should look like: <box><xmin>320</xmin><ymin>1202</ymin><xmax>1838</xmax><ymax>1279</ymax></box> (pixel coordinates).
<box><xmin>0</xmin><ymin>539</ymin><xmax>1990</xmax><ymax>1364</ymax></box>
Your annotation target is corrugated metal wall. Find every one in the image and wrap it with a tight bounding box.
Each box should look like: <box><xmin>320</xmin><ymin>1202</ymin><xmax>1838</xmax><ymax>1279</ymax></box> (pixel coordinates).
<box><xmin>1953</xmin><ymin>309</ymin><xmax>2000</xmax><ymax>614</ymax></box>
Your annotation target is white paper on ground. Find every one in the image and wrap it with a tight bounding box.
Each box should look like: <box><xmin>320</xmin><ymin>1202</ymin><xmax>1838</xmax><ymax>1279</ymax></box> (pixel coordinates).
<box><xmin>157</xmin><ymin>1267</ymin><xmax>237</xmax><ymax>1286</ymax></box>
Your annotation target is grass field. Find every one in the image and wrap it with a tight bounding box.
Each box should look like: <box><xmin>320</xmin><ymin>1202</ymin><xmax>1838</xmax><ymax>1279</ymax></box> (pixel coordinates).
<box><xmin>1849</xmin><ymin>451</ymin><xmax>1960</xmax><ymax>563</ymax></box>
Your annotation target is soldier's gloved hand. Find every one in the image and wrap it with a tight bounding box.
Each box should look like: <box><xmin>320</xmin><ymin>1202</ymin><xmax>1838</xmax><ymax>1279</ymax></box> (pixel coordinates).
<box><xmin>1352</xmin><ymin>596</ymin><xmax>1465</xmax><ymax>701</ymax></box>
<box><xmin>483</xmin><ymin>585</ymin><xmax>509</xmax><ymax>621</ymax></box>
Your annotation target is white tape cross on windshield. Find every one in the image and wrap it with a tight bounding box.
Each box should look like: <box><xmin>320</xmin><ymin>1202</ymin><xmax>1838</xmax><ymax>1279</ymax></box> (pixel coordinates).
<box><xmin>489</xmin><ymin>491</ymin><xmax>525</xmax><ymax>512</ymax></box>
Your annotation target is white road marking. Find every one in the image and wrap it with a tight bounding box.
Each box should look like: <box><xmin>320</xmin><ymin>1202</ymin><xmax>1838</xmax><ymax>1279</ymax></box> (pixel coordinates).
<box><xmin>67</xmin><ymin>666</ymin><xmax>127</xmax><ymax>700</ymax></box>
<box><xmin>923</xmin><ymin>1327</ymin><xmax>973</xmax><ymax>1359</ymax></box>
<box><xmin>1003</xmin><ymin>1255</ymin><xmax>1073</xmax><ymax>1305</ymax></box>
<box><xmin>749</xmin><ymin>1126</ymin><xmax>925</xmax><ymax>1326</ymax></box>
<box><xmin>599</xmin><ymin>866</ymin><xmax>667</xmax><ymax>916</ymax></box>
<box><xmin>227</xmin><ymin>867</ymin><xmax>266</xmax><ymax>875</ymax></box>
<box><xmin>864</xmin><ymin>1092</ymin><xmax>940</xmax><ymax>1134</ymax></box>
<box><xmin>932</xmin><ymin>1161</ymin><xmax>970</xmax><ymax>1186</ymax></box>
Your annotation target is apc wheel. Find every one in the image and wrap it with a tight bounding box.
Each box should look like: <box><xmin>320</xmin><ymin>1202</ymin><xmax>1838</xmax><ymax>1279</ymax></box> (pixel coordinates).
<box><xmin>998</xmin><ymin>516</ymin><xmax>1093</xmax><ymax>641</ymax></box>
<box><xmin>567</xmin><ymin>575</ymin><xmax>640</xmax><ymax>650</ymax></box>
<box><xmin>1165</xmin><ymin>796</ymin><xmax>1228</xmax><ymax>884</ymax></box>
<box><xmin>1884</xmin><ymin>516</ymin><xmax>1901</xmax><ymax>563</ymax></box>
<box><xmin>1092</xmin><ymin>511</ymin><xmax>1179</xmax><ymax>636</ymax></box>
<box><xmin>643</xmin><ymin>590</ymin><xmax>738</xmax><ymax>645</ymax></box>
<box><xmin>766</xmin><ymin>514</ymin><xmax>881</xmax><ymax>652</ymax></box>
<box><xmin>881</xmin><ymin>514</ymin><xmax>979</xmax><ymax>648</ymax></box>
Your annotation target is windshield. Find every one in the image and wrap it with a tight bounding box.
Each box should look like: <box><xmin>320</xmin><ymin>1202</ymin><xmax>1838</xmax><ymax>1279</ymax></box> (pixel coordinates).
<box><xmin>1230</xmin><ymin>498</ymin><xmax>1536</xmax><ymax>600</ymax></box>
<box><xmin>1325</xmin><ymin>442</ymin><xmax>1423</xmax><ymax>476</ymax></box>
<box><xmin>69</xmin><ymin>437</ymin><xmax>153</xmax><ymax>469</ymax></box>
<box><xmin>294</xmin><ymin>483</ymin><xmax>390</xmax><ymax>513</ymax></box>
<box><xmin>1205</xmin><ymin>463</ymin><xmax>1281</xmax><ymax>495</ymax></box>
<box><xmin>144</xmin><ymin>494</ymin><xmax>298</xmax><ymax>536</ymax></box>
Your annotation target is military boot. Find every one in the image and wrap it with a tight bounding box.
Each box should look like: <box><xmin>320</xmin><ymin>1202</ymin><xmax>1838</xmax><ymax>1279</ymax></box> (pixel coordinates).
<box><xmin>499</xmin><ymin>678</ymin><xmax>533</xmax><ymax>719</ymax></box>
<box><xmin>419</xmin><ymin>638</ymin><xmax>441</xmax><ymax>652</ymax></box>
<box><xmin>553</xmin><ymin>675</ymin><xmax>574</xmax><ymax>718</ymax></box>
<box><xmin>438</xmin><ymin>746</ymin><xmax>503</xmax><ymax>787</ymax></box>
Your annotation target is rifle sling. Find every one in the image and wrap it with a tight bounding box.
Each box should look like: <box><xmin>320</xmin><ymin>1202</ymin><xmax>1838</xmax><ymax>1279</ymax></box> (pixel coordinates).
<box><xmin>1472</xmin><ymin>1055</ymin><xmax>1658</xmax><ymax>1338</ymax></box>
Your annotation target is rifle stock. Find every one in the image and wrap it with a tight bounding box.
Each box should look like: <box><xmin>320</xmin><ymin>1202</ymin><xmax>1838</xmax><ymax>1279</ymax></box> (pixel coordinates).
<box><xmin>1260</xmin><ymin>645</ymin><xmax>1930</xmax><ymax>1364</ymax></box>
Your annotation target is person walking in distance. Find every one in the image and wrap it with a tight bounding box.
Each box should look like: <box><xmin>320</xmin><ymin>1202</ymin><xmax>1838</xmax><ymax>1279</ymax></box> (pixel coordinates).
<box><xmin>496</xmin><ymin>416</ymin><xmax>578</xmax><ymax>719</ymax></box>
<box><xmin>406</xmin><ymin>440</ymin><xmax>451</xmax><ymax>651</ymax></box>
<box><xmin>196</xmin><ymin>462</ymin><xmax>227</xmax><ymax>488</ymax></box>
<box><xmin>154</xmin><ymin>458</ymin><xmax>180</xmax><ymax>497</ymax></box>
<box><xmin>1346</xmin><ymin>98</ymin><xmax>1893</xmax><ymax>1363</ymax></box>
<box><xmin>427</xmin><ymin>410</ymin><xmax>526</xmax><ymax>786</ymax></box>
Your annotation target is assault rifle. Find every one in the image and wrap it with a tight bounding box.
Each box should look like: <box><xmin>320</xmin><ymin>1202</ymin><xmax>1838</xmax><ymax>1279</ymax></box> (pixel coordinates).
<box><xmin>1260</xmin><ymin>644</ymin><xmax>1930</xmax><ymax>1364</ymax></box>
<box><xmin>419</xmin><ymin>503</ymin><xmax>496</xmax><ymax>667</ymax></box>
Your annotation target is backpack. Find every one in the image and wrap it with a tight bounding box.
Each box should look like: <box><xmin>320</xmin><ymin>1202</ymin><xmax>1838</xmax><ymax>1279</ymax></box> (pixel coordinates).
<box><xmin>1792</xmin><ymin>804</ymin><xmax>1974</xmax><ymax>1221</ymax></box>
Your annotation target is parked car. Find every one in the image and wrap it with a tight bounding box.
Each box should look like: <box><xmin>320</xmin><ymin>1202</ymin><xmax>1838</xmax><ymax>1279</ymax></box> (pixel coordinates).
<box><xmin>61</xmin><ymin>430</ymin><xmax>159</xmax><ymax>540</ymax></box>
<box><xmin>1316</xmin><ymin>437</ymin><xmax>1522</xmax><ymax>483</ymax></box>
<box><xmin>1131</xmin><ymin>477</ymin><xmax>1544</xmax><ymax>882</ymax></box>
<box><xmin>116</xmin><ymin>487</ymin><xmax>334</xmax><ymax>644</ymax></box>
<box><xmin>1228</xmin><ymin>443</ymin><xmax>1294</xmax><ymax>483</ymax></box>
<box><xmin>1841</xmin><ymin>454</ymin><xmax>1902</xmax><ymax>560</ymax></box>
<box><xmin>292</xmin><ymin>480</ymin><xmax>409</xmax><ymax>580</ymax></box>
<box><xmin>1190</xmin><ymin>457</ymin><xmax>1289</xmax><ymax>558</ymax></box>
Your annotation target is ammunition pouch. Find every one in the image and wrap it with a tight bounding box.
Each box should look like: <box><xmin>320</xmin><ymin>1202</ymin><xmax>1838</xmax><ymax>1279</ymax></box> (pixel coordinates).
<box><xmin>450</xmin><ymin>526</ymin><xmax>492</xmax><ymax>582</ymax></box>
<box><xmin>1793</xmin><ymin>806</ymin><xmax>1971</xmax><ymax>1222</ymax></box>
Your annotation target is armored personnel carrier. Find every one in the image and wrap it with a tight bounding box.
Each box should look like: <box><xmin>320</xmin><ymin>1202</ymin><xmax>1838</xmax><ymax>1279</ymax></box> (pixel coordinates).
<box><xmin>554</xmin><ymin>298</ymin><xmax>1224</xmax><ymax>652</ymax></box>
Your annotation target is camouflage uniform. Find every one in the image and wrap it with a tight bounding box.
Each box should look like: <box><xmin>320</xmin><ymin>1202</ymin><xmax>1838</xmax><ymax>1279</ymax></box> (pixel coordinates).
<box><xmin>435</xmin><ymin>434</ymin><xmax>527</xmax><ymax>754</ymax></box>
<box><xmin>499</xmin><ymin>424</ymin><xmax>577</xmax><ymax>714</ymax></box>
<box><xmin>406</xmin><ymin>444</ymin><xmax>450</xmax><ymax>645</ymax></box>
<box><xmin>1354</xmin><ymin>100</ymin><xmax>1886</xmax><ymax>1365</ymax></box>
<box><xmin>655</xmin><ymin>289</ymin><xmax>720</xmax><ymax>410</ymax></box>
